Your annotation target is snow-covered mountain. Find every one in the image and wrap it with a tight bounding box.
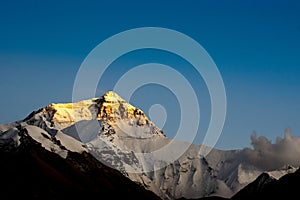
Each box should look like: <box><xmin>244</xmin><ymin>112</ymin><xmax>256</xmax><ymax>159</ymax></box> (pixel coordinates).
<box><xmin>0</xmin><ymin>91</ymin><xmax>298</xmax><ymax>200</ymax></box>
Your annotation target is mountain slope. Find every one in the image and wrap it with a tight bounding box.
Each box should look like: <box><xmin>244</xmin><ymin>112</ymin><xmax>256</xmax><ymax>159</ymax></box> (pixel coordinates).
<box><xmin>231</xmin><ymin>167</ymin><xmax>300</xmax><ymax>200</ymax></box>
<box><xmin>0</xmin><ymin>124</ymin><xmax>161</xmax><ymax>200</ymax></box>
<box><xmin>178</xmin><ymin>167</ymin><xmax>300</xmax><ymax>200</ymax></box>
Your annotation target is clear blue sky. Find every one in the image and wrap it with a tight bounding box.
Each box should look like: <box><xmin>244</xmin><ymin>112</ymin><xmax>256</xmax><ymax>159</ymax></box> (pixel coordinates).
<box><xmin>1</xmin><ymin>0</ymin><xmax>300</xmax><ymax>150</ymax></box>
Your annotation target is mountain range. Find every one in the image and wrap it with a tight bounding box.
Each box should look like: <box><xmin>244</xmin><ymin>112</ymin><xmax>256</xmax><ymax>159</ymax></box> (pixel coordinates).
<box><xmin>0</xmin><ymin>91</ymin><xmax>299</xmax><ymax>199</ymax></box>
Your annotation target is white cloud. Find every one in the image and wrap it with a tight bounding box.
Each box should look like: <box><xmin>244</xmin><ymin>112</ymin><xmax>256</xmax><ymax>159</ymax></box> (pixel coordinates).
<box><xmin>238</xmin><ymin>128</ymin><xmax>300</xmax><ymax>170</ymax></box>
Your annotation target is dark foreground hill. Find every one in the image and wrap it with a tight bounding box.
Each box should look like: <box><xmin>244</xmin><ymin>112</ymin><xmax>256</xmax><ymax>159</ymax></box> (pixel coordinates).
<box><xmin>0</xmin><ymin>127</ymin><xmax>160</xmax><ymax>200</ymax></box>
<box><xmin>179</xmin><ymin>167</ymin><xmax>300</xmax><ymax>200</ymax></box>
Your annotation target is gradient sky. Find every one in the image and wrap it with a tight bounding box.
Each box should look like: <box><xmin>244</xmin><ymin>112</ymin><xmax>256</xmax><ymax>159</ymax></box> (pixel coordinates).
<box><xmin>1</xmin><ymin>0</ymin><xmax>300</xmax><ymax>150</ymax></box>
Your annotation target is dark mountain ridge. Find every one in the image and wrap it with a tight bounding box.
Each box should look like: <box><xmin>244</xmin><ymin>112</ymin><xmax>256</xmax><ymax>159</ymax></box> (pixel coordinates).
<box><xmin>0</xmin><ymin>126</ymin><xmax>160</xmax><ymax>200</ymax></box>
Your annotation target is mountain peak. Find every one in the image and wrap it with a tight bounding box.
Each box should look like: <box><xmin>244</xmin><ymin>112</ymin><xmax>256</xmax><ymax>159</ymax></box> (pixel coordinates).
<box><xmin>98</xmin><ymin>91</ymin><xmax>148</xmax><ymax>125</ymax></box>
<box><xmin>23</xmin><ymin>91</ymin><xmax>165</xmax><ymax>138</ymax></box>
<box><xmin>102</xmin><ymin>91</ymin><xmax>126</xmax><ymax>103</ymax></box>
